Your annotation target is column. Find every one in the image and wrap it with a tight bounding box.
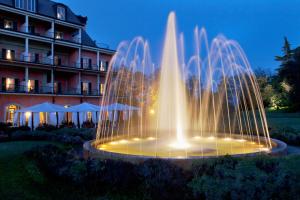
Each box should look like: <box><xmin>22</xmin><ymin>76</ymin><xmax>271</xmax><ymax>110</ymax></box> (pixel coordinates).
<box><xmin>24</xmin><ymin>38</ymin><xmax>29</xmax><ymax>61</ymax></box>
<box><xmin>78</xmin><ymin>48</ymin><xmax>81</xmax><ymax>68</ymax></box>
<box><xmin>25</xmin><ymin>15</ymin><xmax>29</xmax><ymax>33</ymax></box>
<box><xmin>25</xmin><ymin>67</ymin><xmax>29</xmax><ymax>92</ymax></box>
<box><xmin>97</xmin><ymin>74</ymin><xmax>100</xmax><ymax>95</ymax></box>
<box><xmin>51</xmin><ymin>69</ymin><xmax>54</xmax><ymax>94</ymax></box>
<box><xmin>51</xmin><ymin>21</ymin><xmax>55</xmax><ymax>38</ymax></box>
<box><xmin>97</xmin><ymin>51</ymin><xmax>100</xmax><ymax>71</ymax></box>
<box><xmin>51</xmin><ymin>43</ymin><xmax>54</xmax><ymax>65</ymax></box>
<box><xmin>78</xmin><ymin>72</ymin><xmax>81</xmax><ymax>94</ymax></box>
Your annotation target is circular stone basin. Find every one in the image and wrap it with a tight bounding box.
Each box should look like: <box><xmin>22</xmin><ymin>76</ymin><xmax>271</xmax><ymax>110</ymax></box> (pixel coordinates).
<box><xmin>83</xmin><ymin>134</ymin><xmax>287</xmax><ymax>160</ymax></box>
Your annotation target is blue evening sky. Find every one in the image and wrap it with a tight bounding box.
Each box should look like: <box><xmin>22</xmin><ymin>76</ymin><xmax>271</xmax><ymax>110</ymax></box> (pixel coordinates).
<box><xmin>58</xmin><ymin>0</ymin><xmax>300</xmax><ymax>72</ymax></box>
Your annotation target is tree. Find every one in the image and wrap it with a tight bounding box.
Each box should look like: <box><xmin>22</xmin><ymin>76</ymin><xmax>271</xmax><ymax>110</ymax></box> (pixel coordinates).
<box><xmin>275</xmin><ymin>37</ymin><xmax>300</xmax><ymax>111</ymax></box>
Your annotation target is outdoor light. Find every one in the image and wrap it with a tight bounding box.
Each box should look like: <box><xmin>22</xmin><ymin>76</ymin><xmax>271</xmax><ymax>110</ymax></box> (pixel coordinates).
<box><xmin>149</xmin><ymin>109</ymin><xmax>155</xmax><ymax>115</ymax></box>
<box><xmin>25</xmin><ymin>112</ymin><xmax>31</xmax><ymax>118</ymax></box>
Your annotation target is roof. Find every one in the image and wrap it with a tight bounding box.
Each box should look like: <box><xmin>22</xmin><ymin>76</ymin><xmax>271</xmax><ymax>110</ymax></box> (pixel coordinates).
<box><xmin>0</xmin><ymin>0</ymin><xmax>115</xmax><ymax>51</ymax></box>
<box><xmin>0</xmin><ymin>0</ymin><xmax>86</xmax><ymax>25</ymax></box>
<box><xmin>16</xmin><ymin>102</ymin><xmax>67</xmax><ymax>113</ymax></box>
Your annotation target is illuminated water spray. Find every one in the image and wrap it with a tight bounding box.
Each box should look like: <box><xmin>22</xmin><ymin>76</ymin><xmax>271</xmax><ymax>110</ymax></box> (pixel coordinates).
<box><xmin>157</xmin><ymin>12</ymin><xmax>189</xmax><ymax>148</ymax></box>
<box><xmin>93</xmin><ymin>12</ymin><xmax>276</xmax><ymax>158</ymax></box>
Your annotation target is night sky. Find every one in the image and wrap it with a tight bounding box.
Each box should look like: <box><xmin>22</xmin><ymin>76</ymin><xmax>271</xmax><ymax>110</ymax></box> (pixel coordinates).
<box><xmin>58</xmin><ymin>0</ymin><xmax>300</xmax><ymax>72</ymax></box>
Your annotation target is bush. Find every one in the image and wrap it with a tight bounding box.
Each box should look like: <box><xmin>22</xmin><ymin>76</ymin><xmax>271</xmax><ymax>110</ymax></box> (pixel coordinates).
<box><xmin>271</xmin><ymin>127</ymin><xmax>300</xmax><ymax>146</ymax></box>
<box><xmin>137</xmin><ymin>159</ymin><xmax>189</xmax><ymax>200</ymax></box>
<box><xmin>82</xmin><ymin>121</ymin><xmax>95</xmax><ymax>129</ymax></box>
<box><xmin>36</xmin><ymin>123</ymin><xmax>58</xmax><ymax>132</ymax></box>
<box><xmin>59</xmin><ymin>121</ymin><xmax>76</xmax><ymax>129</ymax></box>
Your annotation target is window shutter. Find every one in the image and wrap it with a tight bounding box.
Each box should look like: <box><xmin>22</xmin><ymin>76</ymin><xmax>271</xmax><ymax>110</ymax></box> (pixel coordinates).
<box><xmin>34</xmin><ymin>80</ymin><xmax>39</xmax><ymax>93</ymax></box>
<box><xmin>80</xmin><ymin>58</ymin><xmax>83</xmax><ymax>68</ymax></box>
<box><xmin>80</xmin><ymin>82</ymin><xmax>83</xmax><ymax>95</ymax></box>
<box><xmin>88</xmin><ymin>82</ymin><xmax>92</xmax><ymax>95</ymax></box>
<box><xmin>2</xmin><ymin>77</ymin><xmax>6</xmax><ymax>92</ymax></box>
<box><xmin>11</xmin><ymin>50</ymin><xmax>15</xmax><ymax>60</ymax></box>
<box><xmin>2</xmin><ymin>49</ymin><xmax>6</xmax><ymax>59</ymax></box>
<box><xmin>15</xmin><ymin>78</ymin><xmax>20</xmax><ymax>92</ymax></box>
<box><xmin>57</xmin><ymin>82</ymin><xmax>62</xmax><ymax>94</ymax></box>
<box><xmin>88</xmin><ymin>59</ymin><xmax>92</xmax><ymax>68</ymax></box>
<box><xmin>106</xmin><ymin>61</ymin><xmax>109</xmax><ymax>70</ymax></box>
<box><xmin>0</xmin><ymin>19</ymin><xmax>4</xmax><ymax>29</ymax></box>
<box><xmin>13</xmin><ymin>21</ymin><xmax>17</xmax><ymax>31</ymax></box>
<box><xmin>35</xmin><ymin>53</ymin><xmax>39</xmax><ymax>63</ymax></box>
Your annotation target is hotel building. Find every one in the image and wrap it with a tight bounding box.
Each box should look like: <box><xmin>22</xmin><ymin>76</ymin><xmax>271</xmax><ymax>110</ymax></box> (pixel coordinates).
<box><xmin>0</xmin><ymin>0</ymin><xmax>115</xmax><ymax>123</ymax></box>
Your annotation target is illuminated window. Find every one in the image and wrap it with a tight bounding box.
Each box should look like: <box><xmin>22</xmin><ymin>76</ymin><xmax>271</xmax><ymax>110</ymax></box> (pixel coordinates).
<box><xmin>6</xmin><ymin>78</ymin><xmax>15</xmax><ymax>91</ymax></box>
<box><xmin>100</xmin><ymin>60</ymin><xmax>109</xmax><ymax>71</ymax></box>
<box><xmin>82</xmin><ymin>82</ymin><xmax>88</xmax><ymax>94</ymax></box>
<box><xmin>39</xmin><ymin>112</ymin><xmax>46</xmax><ymax>124</ymax></box>
<box><xmin>27</xmin><ymin>80</ymin><xmax>35</xmax><ymax>92</ymax></box>
<box><xmin>87</xmin><ymin>112</ymin><xmax>92</xmax><ymax>122</ymax></box>
<box><xmin>55</xmin><ymin>31</ymin><xmax>64</xmax><ymax>39</ymax></box>
<box><xmin>5</xmin><ymin>104</ymin><xmax>19</xmax><ymax>123</ymax></box>
<box><xmin>4</xmin><ymin>20</ymin><xmax>13</xmax><ymax>29</ymax></box>
<box><xmin>25</xmin><ymin>112</ymin><xmax>31</xmax><ymax>125</ymax></box>
<box><xmin>100</xmin><ymin>83</ymin><xmax>105</xmax><ymax>95</ymax></box>
<box><xmin>57</xmin><ymin>6</ymin><xmax>66</xmax><ymax>20</ymax></box>
<box><xmin>6</xmin><ymin>50</ymin><xmax>13</xmax><ymax>60</ymax></box>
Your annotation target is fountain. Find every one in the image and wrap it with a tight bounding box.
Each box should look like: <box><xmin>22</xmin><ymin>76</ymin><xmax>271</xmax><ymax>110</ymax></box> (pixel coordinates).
<box><xmin>83</xmin><ymin>12</ymin><xmax>286</xmax><ymax>160</ymax></box>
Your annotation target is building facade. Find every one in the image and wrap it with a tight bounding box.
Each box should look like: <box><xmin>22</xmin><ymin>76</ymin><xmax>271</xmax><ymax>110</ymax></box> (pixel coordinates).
<box><xmin>0</xmin><ymin>0</ymin><xmax>114</xmax><ymax>123</ymax></box>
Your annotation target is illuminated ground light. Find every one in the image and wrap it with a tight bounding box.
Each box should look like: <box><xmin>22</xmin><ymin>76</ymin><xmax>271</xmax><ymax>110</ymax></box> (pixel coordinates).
<box><xmin>133</xmin><ymin>137</ymin><xmax>140</xmax><ymax>141</ymax></box>
<box><xmin>119</xmin><ymin>139</ymin><xmax>128</xmax><ymax>144</ymax></box>
<box><xmin>223</xmin><ymin>137</ymin><xmax>232</xmax><ymax>141</ymax></box>
<box><xmin>260</xmin><ymin>147</ymin><xmax>270</xmax><ymax>152</ymax></box>
<box><xmin>193</xmin><ymin>136</ymin><xmax>202</xmax><ymax>140</ymax></box>
<box><xmin>169</xmin><ymin>141</ymin><xmax>191</xmax><ymax>149</ymax></box>
<box><xmin>236</xmin><ymin>139</ymin><xmax>246</xmax><ymax>143</ymax></box>
<box><xmin>109</xmin><ymin>141</ymin><xmax>118</xmax><ymax>145</ymax></box>
<box><xmin>207</xmin><ymin>136</ymin><xmax>215</xmax><ymax>140</ymax></box>
<box><xmin>147</xmin><ymin>137</ymin><xmax>156</xmax><ymax>141</ymax></box>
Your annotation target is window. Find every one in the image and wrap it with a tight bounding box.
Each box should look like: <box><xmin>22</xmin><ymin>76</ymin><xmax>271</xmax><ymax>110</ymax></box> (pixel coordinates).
<box><xmin>15</xmin><ymin>0</ymin><xmax>25</xmax><ymax>9</ymax></box>
<box><xmin>57</xmin><ymin>6</ymin><xmax>66</xmax><ymax>20</ymax></box>
<box><xmin>15</xmin><ymin>0</ymin><xmax>35</xmax><ymax>12</ymax></box>
<box><xmin>5</xmin><ymin>104</ymin><xmax>20</xmax><ymax>124</ymax></box>
<box><xmin>4</xmin><ymin>20</ymin><xmax>13</xmax><ymax>30</ymax></box>
<box><xmin>27</xmin><ymin>80</ymin><xmax>35</xmax><ymax>92</ymax></box>
<box><xmin>100</xmin><ymin>83</ymin><xmax>105</xmax><ymax>95</ymax></box>
<box><xmin>55</xmin><ymin>31</ymin><xmax>64</xmax><ymax>39</ymax></box>
<box><xmin>27</xmin><ymin>0</ymin><xmax>36</xmax><ymax>12</ymax></box>
<box><xmin>6</xmin><ymin>78</ymin><xmax>15</xmax><ymax>91</ymax></box>
<box><xmin>100</xmin><ymin>60</ymin><xmax>107</xmax><ymax>71</ymax></box>
<box><xmin>5</xmin><ymin>50</ymin><xmax>15</xmax><ymax>60</ymax></box>
<box><xmin>82</xmin><ymin>82</ymin><xmax>88</xmax><ymax>94</ymax></box>
<box><xmin>87</xmin><ymin>112</ymin><xmax>92</xmax><ymax>122</ymax></box>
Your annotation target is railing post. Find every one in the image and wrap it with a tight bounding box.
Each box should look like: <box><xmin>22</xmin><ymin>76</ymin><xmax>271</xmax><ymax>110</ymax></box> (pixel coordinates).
<box><xmin>25</xmin><ymin>67</ymin><xmax>29</xmax><ymax>92</ymax></box>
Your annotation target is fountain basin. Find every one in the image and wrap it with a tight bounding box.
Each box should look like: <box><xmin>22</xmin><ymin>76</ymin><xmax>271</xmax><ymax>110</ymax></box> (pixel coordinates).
<box><xmin>83</xmin><ymin>134</ymin><xmax>287</xmax><ymax>163</ymax></box>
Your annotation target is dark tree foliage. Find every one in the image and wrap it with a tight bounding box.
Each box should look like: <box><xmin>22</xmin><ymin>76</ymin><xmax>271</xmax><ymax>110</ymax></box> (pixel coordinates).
<box><xmin>275</xmin><ymin>37</ymin><xmax>300</xmax><ymax>111</ymax></box>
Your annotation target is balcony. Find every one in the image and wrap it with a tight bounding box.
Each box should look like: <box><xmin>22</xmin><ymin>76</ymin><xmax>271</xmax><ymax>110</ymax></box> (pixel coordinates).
<box><xmin>0</xmin><ymin>83</ymin><xmax>101</xmax><ymax>97</ymax></box>
<box><xmin>0</xmin><ymin>50</ymin><xmax>53</xmax><ymax>66</ymax></box>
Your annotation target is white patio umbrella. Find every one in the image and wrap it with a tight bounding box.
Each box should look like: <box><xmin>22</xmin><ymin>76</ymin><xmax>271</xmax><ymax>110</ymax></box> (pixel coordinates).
<box><xmin>15</xmin><ymin>102</ymin><xmax>67</xmax><ymax>130</ymax></box>
<box><xmin>100</xmin><ymin>103</ymin><xmax>140</xmax><ymax>121</ymax></box>
<box><xmin>67</xmin><ymin>102</ymin><xmax>101</xmax><ymax>128</ymax></box>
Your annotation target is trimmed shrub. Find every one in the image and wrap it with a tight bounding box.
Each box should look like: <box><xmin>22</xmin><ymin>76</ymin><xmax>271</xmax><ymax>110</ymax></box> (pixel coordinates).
<box><xmin>36</xmin><ymin>123</ymin><xmax>58</xmax><ymax>132</ymax></box>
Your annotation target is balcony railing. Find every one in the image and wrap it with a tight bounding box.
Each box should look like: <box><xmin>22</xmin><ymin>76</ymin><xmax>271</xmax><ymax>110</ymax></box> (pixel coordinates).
<box><xmin>0</xmin><ymin>84</ymin><xmax>101</xmax><ymax>96</ymax></box>
<box><xmin>0</xmin><ymin>24</ymin><xmax>81</xmax><ymax>44</ymax></box>
<box><xmin>0</xmin><ymin>51</ymin><xmax>53</xmax><ymax>65</ymax></box>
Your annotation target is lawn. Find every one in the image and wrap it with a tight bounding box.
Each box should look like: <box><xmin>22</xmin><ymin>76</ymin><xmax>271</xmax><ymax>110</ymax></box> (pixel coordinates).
<box><xmin>266</xmin><ymin>111</ymin><xmax>300</xmax><ymax>131</ymax></box>
<box><xmin>0</xmin><ymin>141</ymin><xmax>91</xmax><ymax>200</ymax></box>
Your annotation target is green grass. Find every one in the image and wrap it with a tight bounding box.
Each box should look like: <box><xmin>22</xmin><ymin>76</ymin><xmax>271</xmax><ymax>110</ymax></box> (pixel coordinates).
<box><xmin>0</xmin><ymin>141</ymin><xmax>93</xmax><ymax>200</ymax></box>
<box><xmin>266</xmin><ymin>112</ymin><xmax>300</xmax><ymax>131</ymax></box>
